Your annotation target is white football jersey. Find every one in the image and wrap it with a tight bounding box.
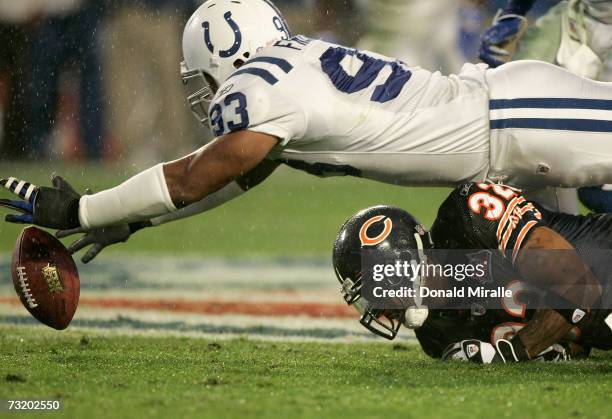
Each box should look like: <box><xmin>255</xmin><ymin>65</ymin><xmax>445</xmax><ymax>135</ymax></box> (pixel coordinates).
<box><xmin>209</xmin><ymin>36</ymin><xmax>490</xmax><ymax>186</ymax></box>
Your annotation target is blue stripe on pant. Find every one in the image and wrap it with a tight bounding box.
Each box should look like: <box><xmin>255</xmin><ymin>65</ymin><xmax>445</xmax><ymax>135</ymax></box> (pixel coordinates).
<box><xmin>490</xmin><ymin>98</ymin><xmax>612</xmax><ymax>110</ymax></box>
<box><xmin>490</xmin><ymin>99</ymin><xmax>612</xmax><ymax>212</ymax></box>
<box><xmin>490</xmin><ymin>118</ymin><xmax>612</xmax><ymax>132</ymax></box>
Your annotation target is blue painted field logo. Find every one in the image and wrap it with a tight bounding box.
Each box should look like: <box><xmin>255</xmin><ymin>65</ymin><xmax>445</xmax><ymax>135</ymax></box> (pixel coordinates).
<box><xmin>359</xmin><ymin>215</ymin><xmax>392</xmax><ymax>246</ymax></box>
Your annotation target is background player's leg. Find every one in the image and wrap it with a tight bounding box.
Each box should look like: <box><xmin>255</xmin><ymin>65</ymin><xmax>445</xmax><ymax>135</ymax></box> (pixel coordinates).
<box><xmin>511</xmin><ymin>2</ymin><xmax>612</xmax><ymax>212</ymax></box>
<box><xmin>578</xmin><ymin>186</ymin><xmax>612</xmax><ymax>213</ymax></box>
<box><xmin>578</xmin><ymin>4</ymin><xmax>612</xmax><ymax>211</ymax></box>
<box><xmin>511</xmin><ymin>3</ymin><xmax>581</xmax><ymax>214</ymax></box>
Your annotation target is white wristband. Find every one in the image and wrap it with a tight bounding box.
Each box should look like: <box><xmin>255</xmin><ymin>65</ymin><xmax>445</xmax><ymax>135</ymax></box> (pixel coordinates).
<box><xmin>150</xmin><ymin>181</ymin><xmax>244</xmax><ymax>226</ymax></box>
<box><xmin>79</xmin><ymin>163</ymin><xmax>177</xmax><ymax>228</ymax></box>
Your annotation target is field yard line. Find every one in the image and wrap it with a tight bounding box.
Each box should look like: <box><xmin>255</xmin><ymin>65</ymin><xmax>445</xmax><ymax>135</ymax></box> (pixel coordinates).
<box><xmin>0</xmin><ymin>254</ymin><xmax>337</xmax><ymax>291</ymax></box>
<box><xmin>0</xmin><ymin>306</ymin><xmax>418</xmax><ymax>344</ymax></box>
<box><xmin>0</xmin><ymin>321</ymin><xmax>417</xmax><ymax>344</ymax></box>
<box><xmin>0</xmin><ymin>255</ymin><xmax>412</xmax><ymax>343</ymax></box>
<box><xmin>0</xmin><ymin>295</ymin><xmax>355</xmax><ymax>318</ymax></box>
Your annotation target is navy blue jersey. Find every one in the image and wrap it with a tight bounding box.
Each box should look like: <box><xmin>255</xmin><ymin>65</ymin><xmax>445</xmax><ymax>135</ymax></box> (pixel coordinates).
<box><xmin>417</xmin><ymin>183</ymin><xmax>611</xmax><ymax>357</ymax></box>
<box><xmin>432</xmin><ymin>182</ymin><xmax>542</xmax><ymax>265</ymax></box>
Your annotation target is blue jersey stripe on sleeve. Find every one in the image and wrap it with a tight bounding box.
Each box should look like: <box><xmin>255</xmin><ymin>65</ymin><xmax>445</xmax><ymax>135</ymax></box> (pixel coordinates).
<box><xmin>245</xmin><ymin>56</ymin><xmax>293</xmax><ymax>73</ymax></box>
<box><xmin>228</xmin><ymin>67</ymin><xmax>279</xmax><ymax>85</ymax></box>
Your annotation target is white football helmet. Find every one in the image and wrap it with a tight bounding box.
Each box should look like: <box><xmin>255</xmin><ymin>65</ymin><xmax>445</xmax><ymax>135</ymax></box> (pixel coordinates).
<box><xmin>181</xmin><ymin>0</ymin><xmax>291</xmax><ymax>124</ymax></box>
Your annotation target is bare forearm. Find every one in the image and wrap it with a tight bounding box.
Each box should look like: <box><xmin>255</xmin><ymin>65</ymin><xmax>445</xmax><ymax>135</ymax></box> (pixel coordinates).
<box><xmin>152</xmin><ymin>157</ymin><xmax>278</xmax><ymax>225</ymax></box>
<box><xmin>150</xmin><ymin>181</ymin><xmax>244</xmax><ymax>226</ymax></box>
<box><xmin>517</xmin><ymin>227</ymin><xmax>602</xmax><ymax>308</ymax></box>
<box><xmin>517</xmin><ymin>309</ymin><xmax>572</xmax><ymax>357</ymax></box>
<box><xmin>164</xmin><ymin>131</ymin><xmax>277</xmax><ymax>207</ymax></box>
<box><xmin>78</xmin><ymin>131</ymin><xmax>277</xmax><ymax>229</ymax></box>
<box><xmin>163</xmin><ymin>142</ymin><xmax>235</xmax><ymax>208</ymax></box>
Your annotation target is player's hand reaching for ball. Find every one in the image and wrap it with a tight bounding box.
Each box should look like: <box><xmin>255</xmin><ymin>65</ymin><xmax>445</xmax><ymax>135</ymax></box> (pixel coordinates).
<box><xmin>0</xmin><ymin>174</ymin><xmax>82</xmax><ymax>230</ymax></box>
<box><xmin>479</xmin><ymin>11</ymin><xmax>528</xmax><ymax>67</ymax></box>
<box><xmin>56</xmin><ymin>222</ymin><xmax>148</xmax><ymax>264</ymax></box>
<box><xmin>55</xmin><ymin>185</ymin><xmax>150</xmax><ymax>264</ymax></box>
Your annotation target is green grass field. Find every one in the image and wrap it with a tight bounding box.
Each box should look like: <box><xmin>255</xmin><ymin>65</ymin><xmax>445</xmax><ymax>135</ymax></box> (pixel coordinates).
<box><xmin>1</xmin><ymin>163</ymin><xmax>609</xmax><ymax>419</ymax></box>
<box><xmin>0</xmin><ymin>326</ymin><xmax>610</xmax><ymax>419</ymax></box>
<box><xmin>0</xmin><ymin>162</ymin><xmax>450</xmax><ymax>257</ymax></box>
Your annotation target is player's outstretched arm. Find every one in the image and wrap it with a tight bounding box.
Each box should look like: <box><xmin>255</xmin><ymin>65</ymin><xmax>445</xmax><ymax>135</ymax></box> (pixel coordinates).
<box><xmin>151</xmin><ymin>155</ymin><xmax>279</xmax><ymax>226</ymax></box>
<box><xmin>162</xmin><ymin>130</ymin><xmax>278</xmax><ymax>208</ymax></box>
<box><xmin>53</xmin><ymin>158</ymin><xmax>279</xmax><ymax>264</ymax></box>
<box><xmin>0</xmin><ymin>130</ymin><xmax>279</xmax><ymax>232</ymax></box>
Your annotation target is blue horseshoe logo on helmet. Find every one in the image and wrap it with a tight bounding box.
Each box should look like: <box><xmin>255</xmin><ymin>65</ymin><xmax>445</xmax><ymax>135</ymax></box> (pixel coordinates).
<box><xmin>202</xmin><ymin>11</ymin><xmax>242</xmax><ymax>58</ymax></box>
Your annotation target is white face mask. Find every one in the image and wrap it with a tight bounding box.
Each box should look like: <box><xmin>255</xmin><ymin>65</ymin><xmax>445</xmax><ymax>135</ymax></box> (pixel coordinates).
<box><xmin>181</xmin><ymin>61</ymin><xmax>215</xmax><ymax>125</ymax></box>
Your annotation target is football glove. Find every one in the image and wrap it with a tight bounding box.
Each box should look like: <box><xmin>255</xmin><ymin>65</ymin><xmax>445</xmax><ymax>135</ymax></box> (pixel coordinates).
<box><xmin>442</xmin><ymin>338</ymin><xmax>530</xmax><ymax>363</ymax></box>
<box><xmin>56</xmin><ymin>220</ymin><xmax>149</xmax><ymax>264</ymax></box>
<box><xmin>0</xmin><ymin>175</ymin><xmax>82</xmax><ymax>230</ymax></box>
<box><xmin>532</xmin><ymin>343</ymin><xmax>571</xmax><ymax>362</ymax></box>
<box><xmin>443</xmin><ymin>339</ymin><xmax>502</xmax><ymax>363</ymax></box>
<box><xmin>479</xmin><ymin>11</ymin><xmax>528</xmax><ymax>67</ymax></box>
<box><xmin>443</xmin><ymin>338</ymin><xmax>571</xmax><ymax>363</ymax></box>
<box><xmin>56</xmin><ymin>224</ymin><xmax>131</xmax><ymax>264</ymax></box>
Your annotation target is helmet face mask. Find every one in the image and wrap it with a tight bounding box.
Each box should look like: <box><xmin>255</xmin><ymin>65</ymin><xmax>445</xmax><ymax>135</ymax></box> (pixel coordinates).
<box><xmin>356</xmin><ymin>299</ymin><xmax>404</xmax><ymax>340</ymax></box>
<box><xmin>181</xmin><ymin>61</ymin><xmax>215</xmax><ymax>125</ymax></box>
<box><xmin>337</xmin><ymin>268</ymin><xmax>401</xmax><ymax>340</ymax></box>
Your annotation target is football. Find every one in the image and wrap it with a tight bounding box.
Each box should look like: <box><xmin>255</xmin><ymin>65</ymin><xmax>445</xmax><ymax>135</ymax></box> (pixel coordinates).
<box><xmin>11</xmin><ymin>226</ymin><xmax>80</xmax><ymax>330</ymax></box>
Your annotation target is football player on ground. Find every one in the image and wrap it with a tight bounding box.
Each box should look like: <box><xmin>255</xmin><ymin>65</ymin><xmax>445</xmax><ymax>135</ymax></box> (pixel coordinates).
<box><xmin>333</xmin><ymin>184</ymin><xmax>611</xmax><ymax>363</ymax></box>
<box><xmin>2</xmin><ymin>0</ymin><xmax>612</xmax><ymax>263</ymax></box>
<box><xmin>480</xmin><ymin>0</ymin><xmax>612</xmax><ymax>212</ymax></box>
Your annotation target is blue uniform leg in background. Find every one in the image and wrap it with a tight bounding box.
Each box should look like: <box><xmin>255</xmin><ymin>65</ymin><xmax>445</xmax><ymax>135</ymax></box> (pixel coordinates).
<box><xmin>578</xmin><ymin>186</ymin><xmax>612</xmax><ymax>213</ymax></box>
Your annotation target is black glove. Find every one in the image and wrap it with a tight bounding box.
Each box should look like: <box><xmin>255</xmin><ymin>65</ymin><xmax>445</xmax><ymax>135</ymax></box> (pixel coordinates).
<box><xmin>533</xmin><ymin>343</ymin><xmax>571</xmax><ymax>362</ymax></box>
<box><xmin>0</xmin><ymin>175</ymin><xmax>81</xmax><ymax>230</ymax></box>
<box><xmin>443</xmin><ymin>337</ymin><xmax>570</xmax><ymax>363</ymax></box>
<box><xmin>55</xmin><ymin>221</ymin><xmax>149</xmax><ymax>264</ymax></box>
<box><xmin>56</xmin><ymin>224</ymin><xmax>133</xmax><ymax>264</ymax></box>
<box><xmin>442</xmin><ymin>337</ymin><xmax>530</xmax><ymax>364</ymax></box>
<box><xmin>443</xmin><ymin>339</ymin><xmax>503</xmax><ymax>363</ymax></box>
